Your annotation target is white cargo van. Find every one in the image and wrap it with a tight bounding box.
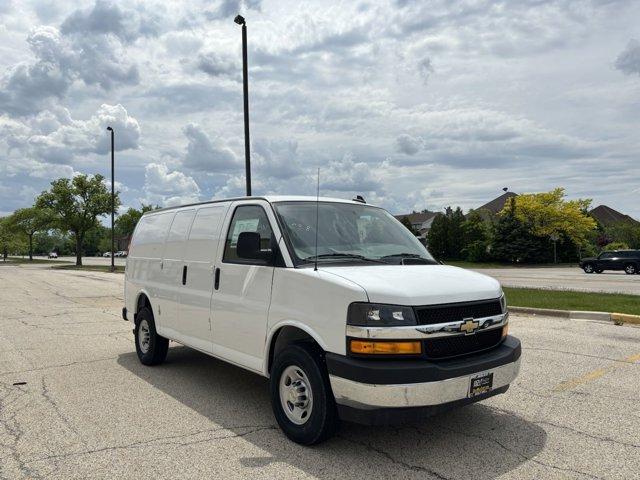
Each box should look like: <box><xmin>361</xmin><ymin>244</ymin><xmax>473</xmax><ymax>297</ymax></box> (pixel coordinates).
<box><xmin>123</xmin><ymin>196</ymin><xmax>520</xmax><ymax>444</ymax></box>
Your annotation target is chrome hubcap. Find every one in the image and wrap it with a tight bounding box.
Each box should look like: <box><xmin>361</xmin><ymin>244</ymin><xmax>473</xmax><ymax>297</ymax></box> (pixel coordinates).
<box><xmin>585</xmin><ymin>265</ymin><xmax>593</xmax><ymax>272</ymax></box>
<box><xmin>138</xmin><ymin>319</ymin><xmax>150</xmax><ymax>354</ymax></box>
<box><xmin>279</xmin><ymin>365</ymin><xmax>313</xmax><ymax>425</ymax></box>
<box><xmin>627</xmin><ymin>266</ymin><xmax>635</xmax><ymax>273</ymax></box>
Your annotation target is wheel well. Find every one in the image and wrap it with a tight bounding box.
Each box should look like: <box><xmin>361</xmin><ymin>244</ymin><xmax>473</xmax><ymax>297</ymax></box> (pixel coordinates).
<box><xmin>268</xmin><ymin>326</ymin><xmax>320</xmax><ymax>374</ymax></box>
<box><xmin>135</xmin><ymin>293</ymin><xmax>152</xmax><ymax>323</ymax></box>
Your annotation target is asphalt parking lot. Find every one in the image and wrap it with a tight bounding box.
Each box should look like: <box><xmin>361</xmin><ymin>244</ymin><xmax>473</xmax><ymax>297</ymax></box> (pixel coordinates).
<box><xmin>1</xmin><ymin>265</ymin><xmax>639</xmax><ymax>479</ymax></box>
<box><xmin>475</xmin><ymin>267</ymin><xmax>640</xmax><ymax>296</ymax></box>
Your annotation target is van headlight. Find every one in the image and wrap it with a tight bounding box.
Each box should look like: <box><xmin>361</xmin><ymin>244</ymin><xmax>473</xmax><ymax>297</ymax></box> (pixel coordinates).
<box><xmin>500</xmin><ymin>293</ymin><xmax>507</xmax><ymax>313</ymax></box>
<box><xmin>347</xmin><ymin>303</ymin><xmax>417</xmax><ymax>327</ymax></box>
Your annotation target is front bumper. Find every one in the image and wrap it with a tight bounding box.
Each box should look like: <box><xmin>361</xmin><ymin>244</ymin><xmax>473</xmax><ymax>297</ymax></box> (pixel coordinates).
<box><xmin>326</xmin><ymin>335</ymin><xmax>521</xmax><ymax>424</ymax></box>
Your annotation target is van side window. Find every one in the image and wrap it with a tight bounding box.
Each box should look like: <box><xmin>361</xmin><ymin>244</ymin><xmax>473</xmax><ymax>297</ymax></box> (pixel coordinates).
<box><xmin>164</xmin><ymin>210</ymin><xmax>195</xmax><ymax>260</ymax></box>
<box><xmin>184</xmin><ymin>206</ymin><xmax>227</xmax><ymax>262</ymax></box>
<box><xmin>130</xmin><ymin>212</ymin><xmax>174</xmax><ymax>258</ymax></box>
<box><xmin>223</xmin><ymin>205</ymin><xmax>274</xmax><ymax>265</ymax></box>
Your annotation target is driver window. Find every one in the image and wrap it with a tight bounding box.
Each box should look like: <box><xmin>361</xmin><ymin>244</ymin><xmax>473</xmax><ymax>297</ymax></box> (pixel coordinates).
<box><xmin>223</xmin><ymin>205</ymin><xmax>274</xmax><ymax>264</ymax></box>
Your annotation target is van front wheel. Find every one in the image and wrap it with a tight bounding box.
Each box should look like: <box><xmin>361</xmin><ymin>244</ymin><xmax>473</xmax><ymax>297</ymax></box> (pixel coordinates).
<box><xmin>134</xmin><ymin>307</ymin><xmax>169</xmax><ymax>366</ymax></box>
<box><xmin>270</xmin><ymin>344</ymin><xmax>339</xmax><ymax>445</ymax></box>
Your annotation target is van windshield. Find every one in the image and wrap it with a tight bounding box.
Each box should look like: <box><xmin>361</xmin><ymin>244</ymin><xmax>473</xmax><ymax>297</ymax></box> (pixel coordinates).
<box><xmin>273</xmin><ymin>201</ymin><xmax>436</xmax><ymax>266</ymax></box>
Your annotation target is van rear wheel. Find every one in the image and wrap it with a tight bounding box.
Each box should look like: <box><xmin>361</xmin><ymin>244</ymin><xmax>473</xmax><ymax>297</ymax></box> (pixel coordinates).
<box><xmin>135</xmin><ymin>307</ymin><xmax>169</xmax><ymax>366</ymax></box>
<box><xmin>270</xmin><ymin>344</ymin><xmax>339</xmax><ymax>445</ymax></box>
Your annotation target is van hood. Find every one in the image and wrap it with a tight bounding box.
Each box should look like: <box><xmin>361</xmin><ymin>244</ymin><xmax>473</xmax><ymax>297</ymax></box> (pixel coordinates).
<box><xmin>320</xmin><ymin>264</ymin><xmax>502</xmax><ymax>305</ymax></box>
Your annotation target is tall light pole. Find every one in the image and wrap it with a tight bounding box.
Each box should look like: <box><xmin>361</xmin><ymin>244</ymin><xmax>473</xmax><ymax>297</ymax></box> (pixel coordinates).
<box><xmin>107</xmin><ymin>126</ymin><xmax>115</xmax><ymax>273</ymax></box>
<box><xmin>234</xmin><ymin>14</ymin><xmax>251</xmax><ymax>196</ymax></box>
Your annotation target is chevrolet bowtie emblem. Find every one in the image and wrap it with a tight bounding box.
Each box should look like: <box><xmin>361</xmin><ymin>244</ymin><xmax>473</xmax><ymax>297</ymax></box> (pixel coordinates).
<box><xmin>460</xmin><ymin>318</ymin><xmax>479</xmax><ymax>335</ymax></box>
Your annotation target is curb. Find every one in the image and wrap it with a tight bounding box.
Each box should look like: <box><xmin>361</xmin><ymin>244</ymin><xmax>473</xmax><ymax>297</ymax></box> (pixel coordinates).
<box><xmin>508</xmin><ymin>306</ymin><xmax>640</xmax><ymax>325</ymax></box>
<box><xmin>508</xmin><ymin>306</ymin><xmax>569</xmax><ymax>318</ymax></box>
<box><xmin>611</xmin><ymin>313</ymin><xmax>640</xmax><ymax>326</ymax></box>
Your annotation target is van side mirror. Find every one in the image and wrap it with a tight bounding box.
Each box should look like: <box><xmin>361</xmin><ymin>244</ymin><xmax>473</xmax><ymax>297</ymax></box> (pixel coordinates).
<box><xmin>237</xmin><ymin>231</ymin><xmax>266</xmax><ymax>260</ymax></box>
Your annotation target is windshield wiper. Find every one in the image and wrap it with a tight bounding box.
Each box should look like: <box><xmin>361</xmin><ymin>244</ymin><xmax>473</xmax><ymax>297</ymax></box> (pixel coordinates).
<box><xmin>380</xmin><ymin>253</ymin><xmax>422</xmax><ymax>259</ymax></box>
<box><xmin>379</xmin><ymin>253</ymin><xmax>438</xmax><ymax>264</ymax></box>
<box><xmin>302</xmin><ymin>253</ymin><xmax>384</xmax><ymax>263</ymax></box>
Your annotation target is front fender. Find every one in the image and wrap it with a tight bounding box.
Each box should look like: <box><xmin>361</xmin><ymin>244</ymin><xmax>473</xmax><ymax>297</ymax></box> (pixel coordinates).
<box><xmin>262</xmin><ymin>320</ymin><xmax>329</xmax><ymax>375</ymax></box>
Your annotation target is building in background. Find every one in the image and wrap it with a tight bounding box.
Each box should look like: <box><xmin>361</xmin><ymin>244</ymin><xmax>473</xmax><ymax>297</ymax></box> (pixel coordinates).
<box><xmin>394</xmin><ymin>211</ymin><xmax>438</xmax><ymax>244</ymax></box>
<box><xmin>589</xmin><ymin>205</ymin><xmax>639</xmax><ymax>227</ymax></box>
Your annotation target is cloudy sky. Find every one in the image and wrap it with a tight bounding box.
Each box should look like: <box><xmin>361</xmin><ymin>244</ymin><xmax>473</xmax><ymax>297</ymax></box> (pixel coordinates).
<box><xmin>0</xmin><ymin>0</ymin><xmax>639</xmax><ymax>218</ymax></box>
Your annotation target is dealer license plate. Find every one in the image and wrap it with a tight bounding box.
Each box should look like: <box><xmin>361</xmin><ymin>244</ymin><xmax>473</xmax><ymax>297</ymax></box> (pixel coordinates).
<box><xmin>468</xmin><ymin>371</ymin><xmax>493</xmax><ymax>398</ymax></box>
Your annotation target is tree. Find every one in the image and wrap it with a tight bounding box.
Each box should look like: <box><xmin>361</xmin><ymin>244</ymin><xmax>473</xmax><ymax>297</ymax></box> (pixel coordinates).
<box><xmin>604</xmin><ymin>242</ymin><xmax>630</xmax><ymax>251</ymax></box>
<box><xmin>399</xmin><ymin>216</ymin><xmax>418</xmax><ymax>236</ymax></box>
<box><xmin>426</xmin><ymin>207</ymin><xmax>467</xmax><ymax>260</ymax></box>
<box><xmin>36</xmin><ymin>174</ymin><xmax>119</xmax><ymax>266</ymax></box>
<box><xmin>491</xmin><ymin>198</ymin><xmax>550</xmax><ymax>263</ymax></box>
<box><xmin>461</xmin><ymin>210</ymin><xmax>489</xmax><ymax>262</ymax></box>
<box><xmin>427</xmin><ymin>213</ymin><xmax>448</xmax><ymax>259</ymax></box>
<box><xmin>509</xmin><ymin>188</ymin><xmax>596</xmax><ymax>247</ymax></box>
<box><xmin>447</xmin><ymin>207</ymin><xmax>465</xmax><ymax>260</ymax></box>
<box><xmin>9</xmin><ymin>207</ymin><xmax>53</xmax><ymax>260</ymax></box>
<box><xmin>0</xmin><ymin>217</ymin><xmax>27</xmax><ymax>260</ymax></box>
<box><xmin>116</xmin><ymin>204</ymin><xmax>157</xmax><ymax>238</ymax></box>
<box><xmin>605</xmin><ymin>223</ymin><xmax>640</xmax><ymax>249</ymax></box>
<box><xmin>85</xmin><ymin>224</ymin><xmax>109</xmax><ymax>256</ymax></box>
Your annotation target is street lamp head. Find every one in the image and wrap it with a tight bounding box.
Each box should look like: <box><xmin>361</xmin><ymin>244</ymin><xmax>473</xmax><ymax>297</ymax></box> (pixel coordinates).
<box><xmin>106</xmin><ymin>126</ymin><xmax>113</xmax><ymax>132</ymax></box>
<box><xmin>234</xmin><ymin>15</ymin><xmax>245</xmax><ymax>25</ymax></box>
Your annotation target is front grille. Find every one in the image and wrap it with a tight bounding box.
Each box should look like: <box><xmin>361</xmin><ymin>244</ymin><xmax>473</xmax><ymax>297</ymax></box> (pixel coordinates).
<box><xmin>415</xmin><ymin>299</ymin><xmax>502</xmax><ymax>326</ymax></box>
<box><xmin>424</xmin><ymin>328</ymin><xmax>503</xmax><ymax>359</ymax></box>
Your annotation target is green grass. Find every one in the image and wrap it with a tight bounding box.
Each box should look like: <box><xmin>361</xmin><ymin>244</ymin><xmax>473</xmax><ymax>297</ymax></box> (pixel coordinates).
<box><xmin>51</xmin><ymin>264</ymin><xmax>124</xmax><ymax>273</ymax></box>
<box><xmin>504</xmin><ymin>287</ymin><xmax>640</xmax><ymax>316</ymax></box>
<box><xmin>447</xmin><ymin>261</ymin><xmax>577</xmax><ymax>269</ymax></box>
<box><xmin>1</xmin><ymin>257</ymin><xmax>69</xmax><ymax>265</ymax></box>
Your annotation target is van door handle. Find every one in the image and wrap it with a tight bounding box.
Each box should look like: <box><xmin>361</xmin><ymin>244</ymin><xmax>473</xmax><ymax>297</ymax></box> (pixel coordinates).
<box><xmin>214</xmin><ymin>267</ymin><xmax>221</xmax><ymax>290</ymax></box>
<box><xmin>182</xmin><ymin>265</ymin><xmax>187</xmax><ymax>285</ymax></box>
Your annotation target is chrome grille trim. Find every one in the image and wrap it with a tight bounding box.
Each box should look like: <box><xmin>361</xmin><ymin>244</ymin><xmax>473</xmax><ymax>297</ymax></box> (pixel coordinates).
<box><xmin>346</xmin><ymin>312</ymin><xmax>508</xmax><ymax>340</ymax></box>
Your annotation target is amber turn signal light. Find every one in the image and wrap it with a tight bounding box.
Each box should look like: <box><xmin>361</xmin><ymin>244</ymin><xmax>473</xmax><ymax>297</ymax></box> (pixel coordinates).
<box><xmin>350</xmin><ymin>340</ymin><xmax>422</xmax><ymax>355</ymax></box>
<box><xmin>502</xmin><ymin>324</ymin><xmax>509</xmax><ymax>338</ymax></box>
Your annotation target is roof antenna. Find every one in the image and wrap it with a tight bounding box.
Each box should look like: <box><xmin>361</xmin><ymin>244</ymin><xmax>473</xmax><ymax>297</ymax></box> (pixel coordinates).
<box><xmin>314</xmin><ymin>168</ymin><xmax>320</xmax><ymax>272</ymax></box>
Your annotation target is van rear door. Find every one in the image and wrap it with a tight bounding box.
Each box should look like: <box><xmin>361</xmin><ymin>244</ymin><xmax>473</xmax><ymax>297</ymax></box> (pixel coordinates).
<box><xmin>127</xmin><ymin>211</ymin><xmax>175</xmax><ymax>323</ymax></box>
<box><xmin>179</xmin><ymin>203</ymin><xmax>230</xmax><ymax>352</ymax></box>
<box><xmin>157</xmin><ymin>209</ymin><xmax>195</xmax><ymax>340</ymax></box>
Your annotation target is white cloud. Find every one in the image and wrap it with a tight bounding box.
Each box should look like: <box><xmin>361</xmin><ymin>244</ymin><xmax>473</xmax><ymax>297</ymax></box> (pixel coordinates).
<box><xmin>0</xmin><ymin>0</ymin><xmax>639</xmax><ymax>219</ymax></box>
<box><xmin>615</xmin><ymin>39</ymin><xmax>640</xmax><ymax>77</ymax></box>
<box><xmin>321</xmin><ymin>153</ymin><xmax>383</xmax><ymax>192</ymax></box>
<box><xmin>60</xmin><ymin>0</ymin><xmax>163</xmax><ymax>44</ymax></box>
<box><xmin>5</xmin><ymin>104</ymin><xmax>140</xmax><ymax>166</ymax></box>
<box><xmin>0</xmin><ymin>22</ymin><xmax>141</xmax><ymax>117</ymax></box>
<box><xmin>253</xmin><ymin>139</ymin><xmax>302</xmax><ymax>180</ymax></box>
<box><xmin>196</xmin><ymin>52</ymin><xmax>239</xmax><ymax>79</ymax></box>
<box><xmin>396</xmin><ymin>133</ymin><xmax>423</xmax><ymax>155</ymax></box>
<box><xmin>182</xmin><ymin>123</ymin><xmax>240</xmax><ymax>172</ymax></box>
<box><xmin>141</xmin><ymin>162</ymin><xmax>200</xmax><ymax>206</ymax></box>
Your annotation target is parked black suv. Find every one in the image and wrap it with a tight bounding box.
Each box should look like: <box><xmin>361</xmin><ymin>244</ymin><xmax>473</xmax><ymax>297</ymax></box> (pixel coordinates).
<box><xmin>579</xmin><ymin>250</ymin><xmax>640</xmax><ymax>275</ymax></box>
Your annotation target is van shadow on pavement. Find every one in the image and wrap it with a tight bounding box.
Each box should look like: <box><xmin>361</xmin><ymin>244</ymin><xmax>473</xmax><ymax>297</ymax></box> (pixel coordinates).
<box><xmin>118</xmin><ymin>346</ymin><xmax>545</xmax><ymax>480</ymax></box>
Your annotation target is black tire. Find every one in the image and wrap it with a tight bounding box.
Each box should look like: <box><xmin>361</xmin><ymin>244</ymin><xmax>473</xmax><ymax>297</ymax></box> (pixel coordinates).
<box><xmin>134</xmin><ymin>307</ymin><xmax>169</xmax><ymax>366</ymax></box>
<box><xmin>624</xmin><ymin>263</ymin><xmax>637</xmax><ymax>275</ymax></box>
<box><xmin>270</xmin><ymin>344</ymin><xmax>339</xmax><ymax>445</ymax></box>
<box><xmin>583</xmin><ymin>263</ymin><xmax>595</xmax><ymax>274</ymax></box>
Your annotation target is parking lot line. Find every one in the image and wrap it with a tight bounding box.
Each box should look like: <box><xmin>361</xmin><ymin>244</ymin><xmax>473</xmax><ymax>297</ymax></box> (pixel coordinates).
<box><xmin>553</xmin><ymin>352</ymin><xmax>640</xmax><ymax>392</ymax></box>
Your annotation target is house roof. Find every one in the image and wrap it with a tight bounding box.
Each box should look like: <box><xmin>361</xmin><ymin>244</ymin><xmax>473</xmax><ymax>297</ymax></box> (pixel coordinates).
<box><xmin>394</xmin><ymin>211</ymin><xmax>438</xmax><ymax>224</ymax></box>
<box><xmin>475</xmin><ymin>191</ymin><xmax>518</xmax><ymax>215</ymax></box>
<box><xmin>589</xmin><ymin>205</ymin><xmax>639</xmax><ymax>226</ymax></box>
